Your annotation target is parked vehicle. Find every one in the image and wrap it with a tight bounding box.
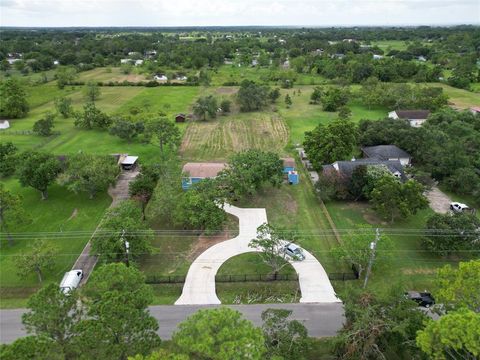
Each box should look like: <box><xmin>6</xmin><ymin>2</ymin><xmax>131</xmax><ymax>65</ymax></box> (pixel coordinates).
<box><xmin>405</xmin><ymin>291</ymin><xmax>435</xmax><ymax>308</ymax></box>
<box><xmin>284</xmin><ymin>243</ymin><xmax>306</xmax><ymax>261</ymax></box>
<box><xmin>450</xmin><ymin>202</ymin><xmax>469</xmax><ymax>213</ymax></box>
<box><xmin>60</xmin><ymin>269</ymin><xmax>83</xmax><ymax>294</ymax></box>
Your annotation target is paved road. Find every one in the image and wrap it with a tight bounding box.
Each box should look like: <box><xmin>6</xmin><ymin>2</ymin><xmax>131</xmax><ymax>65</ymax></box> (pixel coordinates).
<box><xmin>72</xmin><ymin>169</ymin><xmax>139</xmax><ymax>286</ymax></box>
<box><xmin>0</xmin><ymin>303</ymin><xmax>345</xmax><ymax>344</ymax></box>
<box><xmin>175</xmin><ymin>204</ymin><xmax>339</xmax><ymax>305</ymax></box>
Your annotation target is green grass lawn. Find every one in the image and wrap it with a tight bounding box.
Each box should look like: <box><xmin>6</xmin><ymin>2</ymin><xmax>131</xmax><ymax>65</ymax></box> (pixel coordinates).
<box><xmin>370</xmin><ymin>40</ymin><xmax>409</xmax><ymax>51</ymax></box>
<box><xmin>0</xmin><ymin>177</ymin><xmax>111</xmax><ymax>305</ymax></box>
<box><xmin>211</xmin><ymin>65</ymin><xmax>326</xmax><ymax>86</ymax></box>
<box><xmin>277</xmin><ymin>86</ymin><xmax>387</xmax><ymax>145</ymax></box>
<box><xmin>324</xmin><ymin>201</ymin><xmax>464</xmax><ymax>292</ymax></box>
<box><xmin>426</xmin><ymin>83</ymin><xmax>480</xmax><ymax>109</ymax></box>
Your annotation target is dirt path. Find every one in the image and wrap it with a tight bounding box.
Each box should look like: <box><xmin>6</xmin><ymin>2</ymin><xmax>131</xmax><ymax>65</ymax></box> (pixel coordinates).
<box><xmin>73</xmin><ymin>169</ymin><xmax>139</xmax><ymax>286</ymax></box>
<box><xmin>426</xmin><ymin>186</ymin><xmax>452</xmax><ymax>214</ymax></box>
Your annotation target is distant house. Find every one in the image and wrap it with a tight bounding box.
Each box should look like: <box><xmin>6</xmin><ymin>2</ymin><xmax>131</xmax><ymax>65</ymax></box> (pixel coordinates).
<box><xmin>175</xmin><ymin>75</ymin><xmax>188</xmax><ymax>81</ymax></box>
<box><xmin>134</xmin><ymin>59</ymin><xmax>144</xmax><ymax>66</ymax></box>
<box><xmin>53</xmin><ymin>60</ymin><xmax>60</xmax><ymax>65</ymax></box>
<box><xmin>323</xmin><ymin>159</ymin><xmax>407</xmax><ymax>181</ymax></box>
<box><xmin>331</xmin><ymin>53</ymin><xmax>345</xmax><ymax>60</ymax></box>
<box><xmin>417</xmin><ymin>56</ymin><xmax>427</xmax><ymax>62</ymax></box>
<box><xmin>0</xmin><ymin>120</ymin><xmax>10</xmax><ymax>130</ymax></box>
<box><xmin>175</xmin><ymin>114</ymin><xmax>186</xmax><ymax>123</ymax></box>
<box><xmin>373</xmin><ymin>54</ymin><xmax>383</xmax><ymax>60</ymax></box>
<box><xmin>154</xmin><ymin>74</ymin><xmax>168</xmax><ymax>81</ymax></box>
<box><xmin>145</xmin><ymin>50</ymin><xmax>157</xmax><ymax>58</ymax></box>
<box><xmin>470</xmin><ymin>107</ymin><xmax>480</xmax><ymax>115</ymax></box>
<box><xmin>182</xmin><ymin>162</ymin><xmax>226</xmax><ymax>190</ymax></box>
<box><xmin>120</xmin><ymin>59</ymin><xmax>132</xmax><ymax>64</ymax></box>
<box><xmin>388</xmin><ymin>110</ymin><xmax>431</xmax><ymax>128</ymax></box>
<box><xmin>362</xmin><ymin>145</ymin><xmax>411</xmax><ymax>166</ymax></box>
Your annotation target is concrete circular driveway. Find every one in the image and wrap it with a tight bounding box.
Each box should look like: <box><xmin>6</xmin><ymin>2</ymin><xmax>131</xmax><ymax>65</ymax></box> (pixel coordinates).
<box><xmin>175</xmin><ymin>204</ymin><xmax>340</xmax><ymax>305</ymax></box>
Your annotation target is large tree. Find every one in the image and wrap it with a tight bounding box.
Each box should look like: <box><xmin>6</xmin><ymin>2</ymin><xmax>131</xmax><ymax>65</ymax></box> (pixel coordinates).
<box><xmin>33</xmin><ymin>113</ymin><xmax>55</xmax><ymax>136</ymax></box>
<box><xmin>16</xmin><ymin>239</ymin><xmax>57</xmax><ymax>283</ymax></box>
<box><xmin>83</xmin><ymin>81</ymin><xmax>101</xmax><ymax>103</ymax></box>
<box><xmin>0</xmin><ymin>183</ymin><xmax>28</xmax><ymax>247</ymax></box>
<box><xmin>0</xmin><ymin>336</ymin><xmax>63</xmax><ymax>360</ymax></box>
<box><xmin>249</xmin><ymin>223</ymin><xmax>290</xmax><ymax>278</ymax></box>
<box><xmin>370</xmin><ymin>176</ymin><xmax>428</xmax><ymax>223</ymax></box>
<box><xmin>422</xmin><ymin>213</ymin><xmax>480</xmax><ymax>255</ymax></box>
<box><xmin>56</xmin><ymin>66</ymin><xmax>78</xmax><ymax>89</ymax></box>
<box><xmin>175</xmin><ymin>178</ymin><xmax>227</xmax><ymax>233</ymax></box>
<box><xmin>304</xmin><ymin>117</ymin><xmax>357</xmax><ymax>167</ymax></box>
<box><xmin>334</xmin><ymin>288</ymin><xmax>428</xmax><ymax>360</ymax></box>
<box><xmin>321</xmin><ymin>87</ymin><xmax>349</xmax><ymax>111</ymax></box>
<box><xmin>74</xmin><ymin>102</ymin><xmax>112</xmax><ymax>129</ymax></box>
<box><xmin>171</xmin><ymin>307</ymin><xmax>266</xmax><ymax>360</ymax></box>
<box><xmin>58</xmin><ymin>153</ymin><xmax>119</xmax><ymax>199</ymax></box>
<box><xmin>145</xmin><ymin>118</ymin><xmax>181</xmax><ymax>154</ymax></box>
<box><xmin>220</xmin><ymin>149</ymin><xmax>283</xmax><ymax>200</ymax></box>
<box><xmin>54</xmin><ymin>96</ymin><xmax>73</xmax><ymax>118</ymax></box>
<box><xmin>261</xmin><ymin>308</ymin><xmax>309</xmax><ymax>360</ymax></box>
<box><xmin>435</xmin><ymin>260</ymin><xmax>480</xmax><ymax>313</ymax></box>
<box><xmin>22</xmin><ymin>283</ymin><xmax>81</xmax><ymax>357</ymax></box>
<box><xmin>17</xmin><ymin>152</ymin><xmax>62</xmax><ymax>200</ymax></box>
<box><xmin>0</xmin><ymin>78</ymin><xmax>29</xmax><ymax>118</ymax></box>
<box><xmin>91</xmin><ymin>200</ymin><xmax>153</xmax><ymax>263</ymax></box>
<box><xmin>416</xmin><ymin>308</ymin><xmax>480</xmax><ymax>360</ymax></box>
<box><xmin>0</xmin><ymin>142</ymin><xmax>18</xmax><ymax>177</ymax></box>
<box><xmin>74</xmin><ymin>263</ymin><xmax>161</xmax><ymax>360</ymax></box>
<box><xmin>109</xmin><ymin>118</ymin><xmax>145</xmax><ymax>143</ymax></box>
<box><xmin>236</xmin><ymin>80</ymin><xmax>269</xmax><ymax>112</ymax></box>
<box><xmin>332</xmin><ymin>226</ymin><xmax>393</xmax><ymax>280</ymax></box>
<box><xmin>193</xmin><ymin>95</ymin><xmax>218</xmax><ymax>121</ymax></box>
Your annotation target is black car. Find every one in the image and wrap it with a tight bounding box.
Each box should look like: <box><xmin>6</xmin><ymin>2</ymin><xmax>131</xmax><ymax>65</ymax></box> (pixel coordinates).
<box><xmin>405</xmin><ymin>291</ymin><xmax>435</xmax><ymax>308</ymax></box>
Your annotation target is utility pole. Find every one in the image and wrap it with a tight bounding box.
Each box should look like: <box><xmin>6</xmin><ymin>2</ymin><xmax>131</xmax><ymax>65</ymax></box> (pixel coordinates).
<box><xmin>121</xmin><ymin>229</ymin><xmax>130</xmax><ymax>267</ymax></box>
<box><xmin>363</xmin><ymin>228</ymin><xmax>380</xmax><ymax>289</ymax></box>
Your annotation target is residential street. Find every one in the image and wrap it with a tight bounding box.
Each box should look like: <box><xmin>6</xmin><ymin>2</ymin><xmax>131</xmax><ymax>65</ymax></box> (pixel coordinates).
<box><xmin>175</xmin><ymin>204</ymin><xmax>340</xmax><ymax>305</ymax></box>
<box><xmin>0</xmin><ymin>303</ymin><xmax>345</xmax><ymax>344</ymax></box>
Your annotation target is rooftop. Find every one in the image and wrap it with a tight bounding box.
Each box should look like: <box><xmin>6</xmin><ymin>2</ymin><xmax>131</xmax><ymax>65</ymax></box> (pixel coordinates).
<box><xmin>182</xmin><ymin>162</ymin><xmax>227</xmax><ymax>178</ymax></box>
<box><xmin>395</xmin><ymin>110</ymin><xmax>430</xmax><ymax>120</ymax></box>
<box><xmin>282</xmin><ymin>157</ymin><xmax>296</xmax><ymax>168</ymax></box>
<box><xmin>362</xmin><ymin>145</ymin><xmax>411</xmax><ymax>160</ymax></box>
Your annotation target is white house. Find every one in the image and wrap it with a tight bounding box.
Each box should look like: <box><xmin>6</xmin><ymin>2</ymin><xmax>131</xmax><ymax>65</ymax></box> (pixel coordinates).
<box><xmin>120</xmin><ymin>59</ymin><xmax>132</xmax><ymax>64</ymax></box>
<box><xmin>0</xmin><ymin>120</ymin><xmax>10</xmax><ymax>130</ymax></box>
<box><xmin>134</xmin><ymin>59</ymin><xmax>144</xmax><ymax>66</ymax></box>
<box><xmin>373</xmin><ymin>54</ymin><xmax>383</xmax><ymax>60</ymax></box>
<box><xmin>417</xmin><ymin>56</ymin><xmax>427</xmax><ymax>62</ymax></box>
<box><xmin>175</xmin><ymin>75</ymin><xmax>188</xmax><ymax>81</ymax></box>
<box><xmin>388</xmin><ymin>110</ymin><xmax>431</xmax><ymax>128</ymax></box>
<box><xmin>154</xmin><ymin>74</ymin><xmax>168</xmax><ymax>81</ymax></box>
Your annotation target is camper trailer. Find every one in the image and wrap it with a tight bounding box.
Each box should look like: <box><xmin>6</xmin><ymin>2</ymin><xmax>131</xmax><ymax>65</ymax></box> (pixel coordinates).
<box><xmin>60</xmin><ymin>269</ymin><xmax>83</xmax><ymax>294</ymax></box>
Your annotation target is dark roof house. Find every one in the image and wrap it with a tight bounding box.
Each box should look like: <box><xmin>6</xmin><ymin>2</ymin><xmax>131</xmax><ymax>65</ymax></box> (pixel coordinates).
<box><xmin>323</xmin><ymin>159</ymin><xmax>407</xmax><ymax>181</ymax></box>
<box><xmin>175</xmin><ymin>114</ymin><xmax>186</xmax><ymax>123</ymax></box>
<box><xmin>362</xmin><ymin>145</ymin><xmax>411</xmax><ymax>165</ymax></box>
<box><xmin>388</xmin><ymin>110</ymin><xmax>431</xmax><ymax>127</ymax></box>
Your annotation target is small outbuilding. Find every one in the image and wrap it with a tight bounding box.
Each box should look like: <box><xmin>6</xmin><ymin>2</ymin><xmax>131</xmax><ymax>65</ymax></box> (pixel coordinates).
<box><xmin>282</xmin><ymin>157</ymin><xmax>296</xmax><ymax>174</ymax></box>
<box><xmin>470</xmin><ymin>107</ymin><xmax>480</xmax><ymax>115</ymax></box>
<box><xmin>175</xmin><ymin>114</ymin><xmax>187</xmax><ymax>123</ymax></box>
<box><xmin>120</xmin><ymin>155</ymin><xmax>139</xmax><ymax>170</ymax></box>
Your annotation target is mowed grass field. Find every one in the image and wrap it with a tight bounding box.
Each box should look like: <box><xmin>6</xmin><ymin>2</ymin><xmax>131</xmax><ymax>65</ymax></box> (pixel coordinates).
<box><xmin>77</xmin><ymin>67</ymin><xmax>150</xmax><ymax>83</ymax></box>
<box><xmin>180</xmin><ymin>111</ymin><xmax>289</xmax><ymax>161</ymax></box>
<box><xmin>426</xmin><ymin>83</ymin><xmax>480</xmax><ymax>109</ymax></box>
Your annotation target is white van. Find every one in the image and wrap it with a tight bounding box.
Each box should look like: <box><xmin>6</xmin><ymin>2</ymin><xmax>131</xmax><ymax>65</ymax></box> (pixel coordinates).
<box><xmin>60</xmin><ymin>269</ymin><xmax>83</xmax><ymax>294</ymax></box>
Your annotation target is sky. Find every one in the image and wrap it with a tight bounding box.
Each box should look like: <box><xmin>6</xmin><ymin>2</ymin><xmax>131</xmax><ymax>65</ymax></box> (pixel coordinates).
<box><xmin>0</xmin><ymin>0</ymin><xmax>479</xmax><ymax>27</ymax></box>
